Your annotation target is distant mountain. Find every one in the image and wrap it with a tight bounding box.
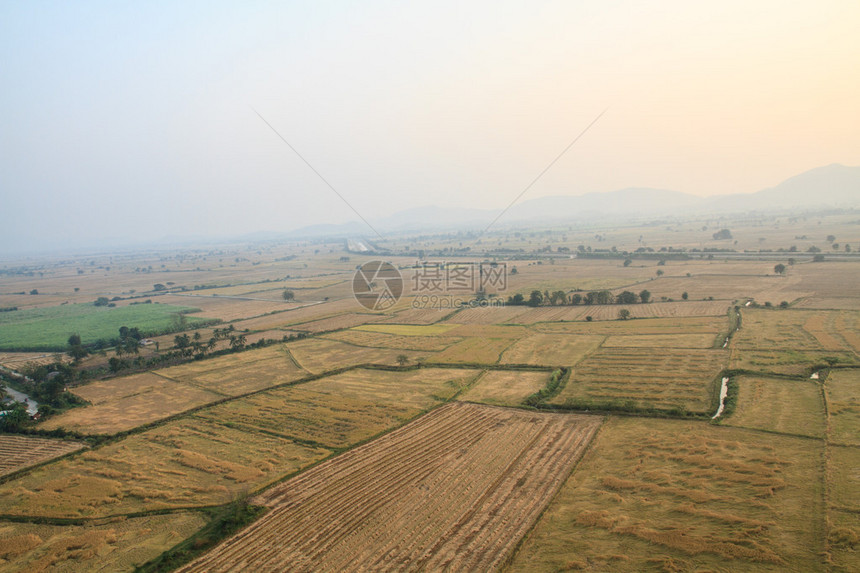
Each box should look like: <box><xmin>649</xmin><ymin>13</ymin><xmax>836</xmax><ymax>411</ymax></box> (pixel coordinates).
<box><xmin>283</xmin><ymin>164</ymin><xmax>860</xmax><ymax>239</ymax></box>
<box><xmin>706</xmin><ymin>163</ymin><xmax>860</xmax><ymax>212</ymax></box>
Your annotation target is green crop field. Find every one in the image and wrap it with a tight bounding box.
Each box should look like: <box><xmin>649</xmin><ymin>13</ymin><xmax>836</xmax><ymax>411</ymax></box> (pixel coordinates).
<box><xmin>0</xmin><ymin>303</ymin><xmax>214</xmax><ymax>351</ymax></box>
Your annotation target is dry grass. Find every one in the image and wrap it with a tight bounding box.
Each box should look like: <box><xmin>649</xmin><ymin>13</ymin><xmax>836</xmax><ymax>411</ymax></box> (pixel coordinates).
<box><xmin>723</xmin><ymin>376</ymin><xmax>826</xmax><ymax>438</ymax></box>
<box><xmin>322</xmin><ymin>329</ymin><xmax>462</xmax><ymax>351</ymax></box>
<box><xmin>829</xmin><ymin>445</ymin><xmax>860</xmax><ymax>513</ymax></box>
<box><xmin>179</xmin><ymin>403</ymin><xmax>601</xmax><ymax>573</ymax></box>
<box><xmin>0</xmin><ymin>436</ymin><xmax>85</xmax><ymax>478</ymax></box>
<box><xmin>157</xmin><ymin>345</ymin><xmax>309</xmax><ymax>395</ymax></box>
<box><xmin>509</xmin><ymin>416</ymin><xmax>825</xmax><ymax>572</ymax></box>
<box><xmin>602</xmin><ymin>333</ymin><xmax>718</xmax><ymax>348</ymax></box>
<box><xmin>458</xmin><ymin>370</ymin><xmax>548</xmax><ymax>406</ymax></box>
<box><xmin>0</xmin><ymin>512</ymin><xmax>206</xmax><ymax>572</ymax></box>
<box><xmin>0</xmin><ymin>418</ymin><xmax>329</xmax><ymax>518</ymax></box>
<box><xmin>196</xmin><ymin>367</ymin><xmax>481</xmax><ymax>448</ymax></box>
<box><xmin>286</xmin><ymin>338</ymin><xmax>429</xmax><ymax>373</ymax></box>
<box><xmin>827</xmin><ymin>369</ymin><xmax>860</xmax><ymax>446</ymax></box>
<box><xmin>290</xmin><ymin>312</ymin><xmax>382</xmax><ymax>333</ymax></box>
<box><xmin>353</xmin><ymin>323</ymin><xmax>460</xmax><ymax>336</ymax></box>
<box><xmin>552</xmin><ymin>347</ymin><xmax>727</xmax><ymax>412</ymax></box>
<box><xmin>39</xmin><ymin>373</ymin><xmax>222</xmax><ymax>434</ymax></box>
<box><xmin>427</xmin><ymin>336</ymin><xmax>515</xmax><ymax>364</ymax></box>
<box><xmin>156</xmin><ymin>294</ymin><xmax>301</xmax><ymax>321</ymax></box>
<box><xmin>534</xmin><ymin>315</ymin><xmax>727</xmax><ymax>335</ymax></box>
<box><xmin>499</xmin><ymin>333</ymin><xmax>604</xmax><ymax>366</ymax></box>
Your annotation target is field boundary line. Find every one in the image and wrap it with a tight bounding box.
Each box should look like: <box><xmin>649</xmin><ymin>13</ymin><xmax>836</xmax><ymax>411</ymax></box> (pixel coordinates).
<box><xmin>150</xmin><ymin>370</ymin><xmax>232</xmax><ymax>398</ymax></box>
<box><xmin>500</xmin><ymin>414</ymin><xmax>608</xmax><ymax>572</ymax></box>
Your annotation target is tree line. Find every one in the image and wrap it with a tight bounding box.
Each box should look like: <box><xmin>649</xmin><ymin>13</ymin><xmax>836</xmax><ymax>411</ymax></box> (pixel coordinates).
<box><xmin>506</xmin><ymin>289</ymin><xmax>652</xmax><ymax>307</ymax></box>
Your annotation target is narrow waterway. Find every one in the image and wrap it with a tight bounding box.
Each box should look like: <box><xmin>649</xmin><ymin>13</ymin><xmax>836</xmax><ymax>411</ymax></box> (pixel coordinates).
<box><xmin>712</xmin><ymin>377</ymin><xmax>729</xmax><ymax>419</ymax></box>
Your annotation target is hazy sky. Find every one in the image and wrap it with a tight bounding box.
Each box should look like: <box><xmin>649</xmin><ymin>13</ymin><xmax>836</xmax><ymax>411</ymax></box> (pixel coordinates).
<box><xmin>2</xmin><ymin>1</ymin><xmax>858</xmax><ymax>252</ymax></box>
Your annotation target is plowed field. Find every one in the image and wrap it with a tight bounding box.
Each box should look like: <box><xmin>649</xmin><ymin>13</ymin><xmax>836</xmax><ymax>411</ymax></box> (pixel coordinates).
<box><xmin>0</xmin><ymin>436</ymin><xmax>85</xmax><ymax>478</ymax></box>
<box><xmin>179</xmin><ymin>402</ymin><xmax>601</xmax><ymax>572</ymax></box>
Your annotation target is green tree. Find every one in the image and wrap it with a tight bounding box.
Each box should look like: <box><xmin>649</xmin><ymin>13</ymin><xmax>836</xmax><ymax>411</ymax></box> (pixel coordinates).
<box><xmin>656</xmin><ymin>269</ymin><xmax>664</xmax><ymax>277</ymax></box>
<box><xmin>569</xmin><ymin>293</ymin><xmax>582</xmax><ymax>305</ymax></box>
<box><xmin>396</xmin><ymin>354</ymin><xmax>409</xmax><ymax>366</ymax></box>
<box><xmin>616</xmin><ymin>291</ymin><xmax>637</xmax><ymax>304</ymax></box>
<box><xmin>618</xmin><ymin>308</ymin><xmax>631</xmax><ymax>320</ymax></box>
<box><xmin>623</xmin><ymin>258</ymin><xmax>632</xmax><ymax>267</ymax></box>
<box><xmin>638</xmin><ymin>290</ymin><xmax>651</xmax><ymax>304</ymax></box>
<box><xmin>774</xmin><ymin>263</ymin><xmax>786</xmax><ymax>275</ymax></box>
<box><xmin>94</xmin><ymin>297</ymin><xmax>109</xmax><ymax>306</ymax></box>
<box><xmin>527</xmin><ymin>290</ymin><xmax>543</xmax><ymax>307</ymax></box>
<box><xmin>282</xmin><ymin>289</ymin><xmax>295</xmax><ymax>301</ymax></box>
<box><xmin>681</xmin><ymin>291</ymin><xmax>689</xmax><ymax>300</ymax></box>
<box><xmin>174</xmin><ymin>333</ymin><xmax>191</xmax><ymax>349</ymax></box>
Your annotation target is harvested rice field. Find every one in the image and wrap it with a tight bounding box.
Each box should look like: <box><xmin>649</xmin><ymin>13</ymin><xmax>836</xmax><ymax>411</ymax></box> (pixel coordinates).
<box><xmin>157</xmin><ymin>345</ymin><xmax>309</xmax><ymax>396</ymax></box>
<box><xmin>0</xmin><ymin>435</ymin><xmax>85</xmax><ymax>478</ymax></box>
<box><xmin>194</xmin><ymin>367</ymin><xmax>481</xmax><ymax>448</ymax></box>
<box><xmin>723</xmin><ymin>376</ymin><xmax>826</xmax><ymax>438</ymax></box>
<box><xmin>0</xmin><ymin>418</ymin><xmax>330</xmax><ymax>518</ymax></box>
<box><xmin>457</xmin><ymin>370</ymin><xmax>548</xmax><ymax>406</ymax></box>
<box><xmin>38</xmin><ymin>373</ymin><xmax>223</xmax><ymax>434</ymax></box>
<box><xmin>499</xmin><ymin>333</ymin><xmax>604</xmax><ymax>366</ymax></box>
<box><xmin>0</xmin><ymin>512</ymin><xmax>207</xmax><ymax>573</ymax></box>
<box><xmin>178</xmin><ymin>402</ymin><xmax>601</xmax><ymax>572</ymax></box>
<box><xmin>509</xmin><ymin>417</ymin><xmax>825</xmax><ymax>572</ymax></box>
<box><xmin>552</xmin><ymin>347</ymin><xmax>727</xmax><ymax>412</ymax></box>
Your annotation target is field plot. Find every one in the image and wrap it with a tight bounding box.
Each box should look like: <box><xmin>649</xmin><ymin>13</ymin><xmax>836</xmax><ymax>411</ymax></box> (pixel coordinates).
<box><xmin>552</xmin><ymin>347</ymin><xmax>726</xmax><ymax>412</ymax></box>
<box><xmin>0</xmin><ymin>418</ymin><xmax>329</xmax><ymax>518</ymax></box>
<box><xmin>196</xmin><ymin>368</ymin><xmax>480</xmax><ymax>448</ymax></box>
<box><xmin>157</xmin><ymin>294</ymin><xmax>302</xmax><ymax>321</ymax></box>
<box><xmin>354</xmin><ymin>323</ymin><xmax>460</xmax><ymax>336</ymax></box>
<box><xmin>447</xmin><ymin>305</ymin><xmax>531</xmax><ymax>324</ymax></box>
<box><xmin>534</xmin><ymin>315</ymin><xmax>727</xmax><ymax>336</ymax></box>
<box><xmin>290</xmin><ymin>312</ymin><xmax>382</xmax><ymax>333</ymax></box>
<box><xmin>428</xmin><ymin>336</ymin><xmax>515</xmax><ymax>364</ymax></box>
<box><xmin>377</xmin><ymin>306</ymin><xmax>452</xmax><ymax>324</ymax></box>
<box><xmin>723</xmin><ymin>376</ymin><xmax>825</xmax><ymax>438</ymax></box>
<box><xmin>504</xmin><ymin>306</ymin><xmax>589</xmax><ymax>324</ymax></box>
<box><xmin>458</xmin><ymin>370</ymin><xmax>547</xmax><ymax>406</ymax></box>
<box><xmin>287</xmin><ymin>338</ymin><xmax>429</xmax><ymax>373</ymax></box>
<box><xmin>323</xmin><ymin>329</ymin><xmax>462</xmax><ymax>351</ymax></box>
<box><xmin>179</xmin><ymin>402</ymin><xmax>601</xmax><ymax>573</ymax></box>
<box><xmin>0</xmin><ymin>512</ymin><xmax>206</xmax><ymax>573</ymax></box>
<box><xmin>0</xmin><ymin>436</ymin><xmax>85</xmax><ymax>478</ymax></box>
<box><xmin>639</xmin><ymin>273</ymin><xmax>810</xmax><ymax>305</ymax></box>
<box><xmin>732</xmin><ymin>309</ymin><xmax>860</xmax><ymax>375</ymax></box>
<box><xmin>602</xmin><ymin>333</ymin><xmax>717</xmax><ymax>348</ymax></box>
<box><xmin>0</xmin><ymin>303</ymin><xmax>213</xmax><ymax>351</ymax></box>
<box><xmin>39</xmin><ymin>373</ymin><xmax>222</xmax><ymax>434</ymax></box>
<box><xmin>500</xmin><ymin>333</ymin><xmax>604</xmax><ymax>366</ymax></box>
<box><xmin>0</xmin><ymin>352</ymin><xmax>62</xmax><ymax>368</ymax></box>
<box><xmin>792</xmin><ymin>261</ymin><xmax>860</xmax><ymax>310</ymax></box>
<box><xmin>158</xmin><ymin>346</ymin><xmax>308</xmax><ymax>395</ymax></box>
<box><xmin>228</xmin><ymin>299</ymin><xmax>358</xmax><ymax>331</ymax></box>
<box><xmin>827</xmin><ymin>369</ymin><xmax>860</xmax><ymax>446</ymax></box>
<box><xmin>510</xmin><ymin>417</ymin><xmax>824</xmax><ymax>572</ymax></box>
<box><xmin>735</xmin><ymin>309</ymin><xmax>860</xmax><ymax>353</ymax></box>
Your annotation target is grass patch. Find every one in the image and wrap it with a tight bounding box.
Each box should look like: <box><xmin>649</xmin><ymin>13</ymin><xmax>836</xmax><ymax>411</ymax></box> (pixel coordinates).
<box><xmin>0</xmin><ymin>303</ymin><xmax>213</xmax><ymax>351</ymax></box>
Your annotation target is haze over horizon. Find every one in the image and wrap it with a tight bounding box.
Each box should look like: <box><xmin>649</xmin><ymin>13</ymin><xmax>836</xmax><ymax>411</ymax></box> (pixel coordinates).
<box><xmin>2</xmin><ymin>1</ymin><xmax>859</xmax><ymax>253</ymax></box>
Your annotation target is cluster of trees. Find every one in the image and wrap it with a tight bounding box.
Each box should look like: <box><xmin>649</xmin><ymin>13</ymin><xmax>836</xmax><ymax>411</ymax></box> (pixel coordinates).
<box><xmin>507</xmin><ymin>289</ymin><xmax>652</xmax><ymax>307</ymax></box>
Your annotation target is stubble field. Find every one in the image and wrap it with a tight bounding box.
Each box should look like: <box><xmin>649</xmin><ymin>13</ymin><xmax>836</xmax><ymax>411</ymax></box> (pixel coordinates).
<box><xmin>178</xmin><ymin>402</ymin><xmax>602</xmax><ymax>573</ymax></box>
